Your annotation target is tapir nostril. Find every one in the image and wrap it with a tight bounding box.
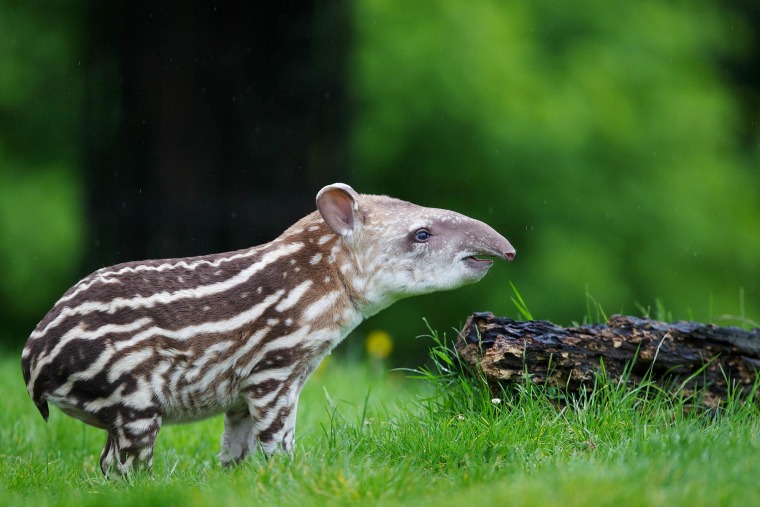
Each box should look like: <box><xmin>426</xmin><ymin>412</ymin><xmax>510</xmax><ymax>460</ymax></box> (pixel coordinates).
<box><xmin>505</xmin><ymin>250</ymin><xmax>516</xmax><ymax>262</ymax></box>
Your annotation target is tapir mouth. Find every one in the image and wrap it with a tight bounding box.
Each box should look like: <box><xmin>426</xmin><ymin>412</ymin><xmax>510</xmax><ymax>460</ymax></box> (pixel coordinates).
<box><xmin>463</xmin><ymin>255</ymin><xmax>495</xmax><ymax>270</ymax></box>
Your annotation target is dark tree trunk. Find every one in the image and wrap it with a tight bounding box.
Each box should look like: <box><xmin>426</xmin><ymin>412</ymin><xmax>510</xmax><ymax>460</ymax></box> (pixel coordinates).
<box><xmin>456</xmin><ymin>312</ymin><xmax>760</xmax><ymax>407</ymax></box>
<box><xmin>83</xmin><ymin>1</ymin><xmax>350</xmax><ymax>269</ymax></box>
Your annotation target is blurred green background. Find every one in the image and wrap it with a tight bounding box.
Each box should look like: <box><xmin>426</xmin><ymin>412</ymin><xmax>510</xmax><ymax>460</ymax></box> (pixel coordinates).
<box><xmin>1</xmin><ymin>1</ymin><xmax>758</xmax><ymax>362</ymax></box>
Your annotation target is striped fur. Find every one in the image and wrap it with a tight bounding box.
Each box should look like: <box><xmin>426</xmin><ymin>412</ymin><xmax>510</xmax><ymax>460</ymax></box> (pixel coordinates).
<box><xmin>21</xmin><ymin>183</ymin><xmax>515</xmax><ymax>476</ymax></box>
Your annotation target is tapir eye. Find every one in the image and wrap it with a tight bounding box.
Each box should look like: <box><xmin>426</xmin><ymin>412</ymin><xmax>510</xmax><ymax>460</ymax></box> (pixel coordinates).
<box><xmin>414</xmin><ymin>229</ymin><xmax>431</xmax><ymax>242</ymax></box>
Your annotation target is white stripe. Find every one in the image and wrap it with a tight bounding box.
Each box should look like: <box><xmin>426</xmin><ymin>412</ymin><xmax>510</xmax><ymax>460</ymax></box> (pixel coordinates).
<box><xmin>31</xmin><ymin>242</ymin><xmax>303</xmax><ymax>339</ymax></box>
<box><xmin>28</xmin><ymin>318</ymin><xmax>153</xmax><ymax>394</ymax></box>
<box><xmin>151</xmin><ymin>361</ymin><xmax>172</xmax><ymax>405</ymax></box>
<box><xmin>183</xmin><ymin>327</ymin><xmax>270</xmax><ymax>404</ymax></box>
<box><xmin>247</xmin><ymin>382</ymin><xmax>302</xmax><ymax>429</ymax></box>
<box><xmin>124</xmin><ymin>417</ymin><xmax>158</xmax><ymax>433</ymax></box>
<box><xmin>237</xmin><ymin>326</ymin><xmax>312</xmax><ymax>384</ymax></box>
<box><xmin>245</xmin><ymin>365</ymin><xmax>299</xmax><ymax>393</ymax></box>
<box><xmin>107</xmin><ymin>349</ymin><xmax>154</xmax><ymax>383</ymax></box>
<box><xmin>113</xmin><ymin>290</ymin><xmax>285</xmax><ymax>351</ymax></box>
<box><xmin>181</xmin><ymin>340</ymin><xmax>234</xmax><ymax>384</ymax></box>
<box><xmin>181</xmin><ymin>338</ymin><xmax>251</xmax><ymax>389</ymax></box>
<box><xmin>58</xmin><ymin>247</ymin><xmax>265</xmax><ymax>304</ymax></box>
<box><xmin>30</xmin><ymin>288</ymin><xmax>284</xmax><ymax>397</ymax></box>
<box><xmin>248</xmin><ymin>379</ymin><xmax>286</xmax><ymax>408</ymax></box>
<box><xmin>49</xmin><ymin>347</ymin><xmax>117</xmax><ymax>402</ymax></box>
<box><xmin>245</xmin><ymin>366</ymin><xmax>298</xmax><ymax>407</ymax></box>
<box><xmin>236</xmin><ymin>326</ymin><xmax>339</xmax><ymax>392</ymax></box>
<box><xmin>275</xmin><ymin>280</ymin><xmax>313</xmax><ymax>312</ymax></box>
<box><xmin>79</xmin><ymin>377</ymin><xmax>152</xmax><ymax>412</ymax></box>
<box><xmin>302</xmin><ymin>291</ymin><xmax>342</xmax><ymax>322</ymax></box>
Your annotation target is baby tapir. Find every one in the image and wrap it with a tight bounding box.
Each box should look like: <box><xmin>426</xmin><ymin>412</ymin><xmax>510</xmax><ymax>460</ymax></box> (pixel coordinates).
<box><xmin>21</xmin><ymin>183</ymin><xmax>515</xmax><ymax>476</ymax></box>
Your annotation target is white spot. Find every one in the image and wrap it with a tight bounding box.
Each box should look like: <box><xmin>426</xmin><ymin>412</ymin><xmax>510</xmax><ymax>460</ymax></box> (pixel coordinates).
<box><xmin>308</xmin><ymin>225</ymin><xmax>320</xmax><ymax>232</ymax></box>
<box><xmin>309</xmin><ymin>253</ymin><xmax>322</xmax><ymax>265</ymax></box>
<box><xmin>285</xmin><ymin>318</ymin><xmax>293</xmax><ymax>326</ymax></box>
<box><xmin>267</xmin><ymin>318</ymin><xmax>280</xmax><ymax>326</ymax></box>
<box><xmin>329</xmin><ymin>245</ymin><xmax>339</xmax><ymax>264</ymax></box>
<box><xmin>317</xmin><ymin>235</ymin><xmax>333</xmax><ymax>245</ymax></box>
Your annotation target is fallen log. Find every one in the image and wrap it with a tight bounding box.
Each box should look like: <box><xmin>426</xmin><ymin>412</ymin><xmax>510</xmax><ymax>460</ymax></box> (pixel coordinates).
<box><xmin>455</xmin><ymin>312</ymin><xmax>760</xmax><ymax>407</ymax></box>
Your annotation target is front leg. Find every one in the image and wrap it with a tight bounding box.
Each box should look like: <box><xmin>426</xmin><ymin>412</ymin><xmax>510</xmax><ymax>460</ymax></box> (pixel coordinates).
<box><xmin>250</xmin><ymin>392</ymin><xmax>299</xmax><ymax>455</ymax></box>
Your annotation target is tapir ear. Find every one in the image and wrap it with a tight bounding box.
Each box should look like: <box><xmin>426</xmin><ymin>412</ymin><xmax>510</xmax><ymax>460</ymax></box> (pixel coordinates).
<box><xmin>316</xmin><ymin>183</ymin><xmax>360</xmax><ymax>236</ymax></box>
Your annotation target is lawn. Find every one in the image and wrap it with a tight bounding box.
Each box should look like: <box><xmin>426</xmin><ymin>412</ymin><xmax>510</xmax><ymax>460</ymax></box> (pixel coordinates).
<box><xmin>2</xmin><ymin>329</ymin><xmax>760</xmax><ymax>506</ymax></box>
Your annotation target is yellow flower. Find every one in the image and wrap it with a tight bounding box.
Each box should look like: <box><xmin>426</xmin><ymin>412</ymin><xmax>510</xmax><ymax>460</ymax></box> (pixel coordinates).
<box><xmin>365</xmin><ymin>330</ymin><xmax>393</xmax><ymax>360</ymax></box>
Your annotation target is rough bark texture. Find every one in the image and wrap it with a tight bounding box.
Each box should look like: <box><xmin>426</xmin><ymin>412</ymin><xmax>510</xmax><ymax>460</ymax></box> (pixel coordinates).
<box><xmin>456</xmin><ymin>312</ymin><xmax>760</xmax><ymax>406</ymax></box>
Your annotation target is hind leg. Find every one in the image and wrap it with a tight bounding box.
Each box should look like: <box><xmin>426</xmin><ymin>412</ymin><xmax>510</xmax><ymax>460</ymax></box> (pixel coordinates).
<box><xmin>100</xmin><ymin>414</ymin><xmax>162</xmax><ymax>477</ymax></box>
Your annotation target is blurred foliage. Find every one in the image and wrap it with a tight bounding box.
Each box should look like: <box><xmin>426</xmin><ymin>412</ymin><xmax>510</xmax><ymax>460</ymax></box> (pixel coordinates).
<box><xmin>351</xmin><ymin>0</ymin><xmax>760</xmax><ymax>356</ymax></box>
<box><xmin>0</xmin><ymin>3</ymin><xmax>85</xmax><ymax>347</ymax></box>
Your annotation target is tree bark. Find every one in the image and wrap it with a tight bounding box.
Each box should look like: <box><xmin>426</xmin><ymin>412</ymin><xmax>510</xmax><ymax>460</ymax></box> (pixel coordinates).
<box><xmin>455</xmin><ymin>312</ymin><xmax>760</xmax><ymax>407</ymax></box>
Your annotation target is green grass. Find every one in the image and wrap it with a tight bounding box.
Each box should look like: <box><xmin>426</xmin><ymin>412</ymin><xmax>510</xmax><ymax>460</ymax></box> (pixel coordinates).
<box><xmin>3</xmin><ymin>331</ymin><xmax>760</xmax><ymax>506</ymax></box>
